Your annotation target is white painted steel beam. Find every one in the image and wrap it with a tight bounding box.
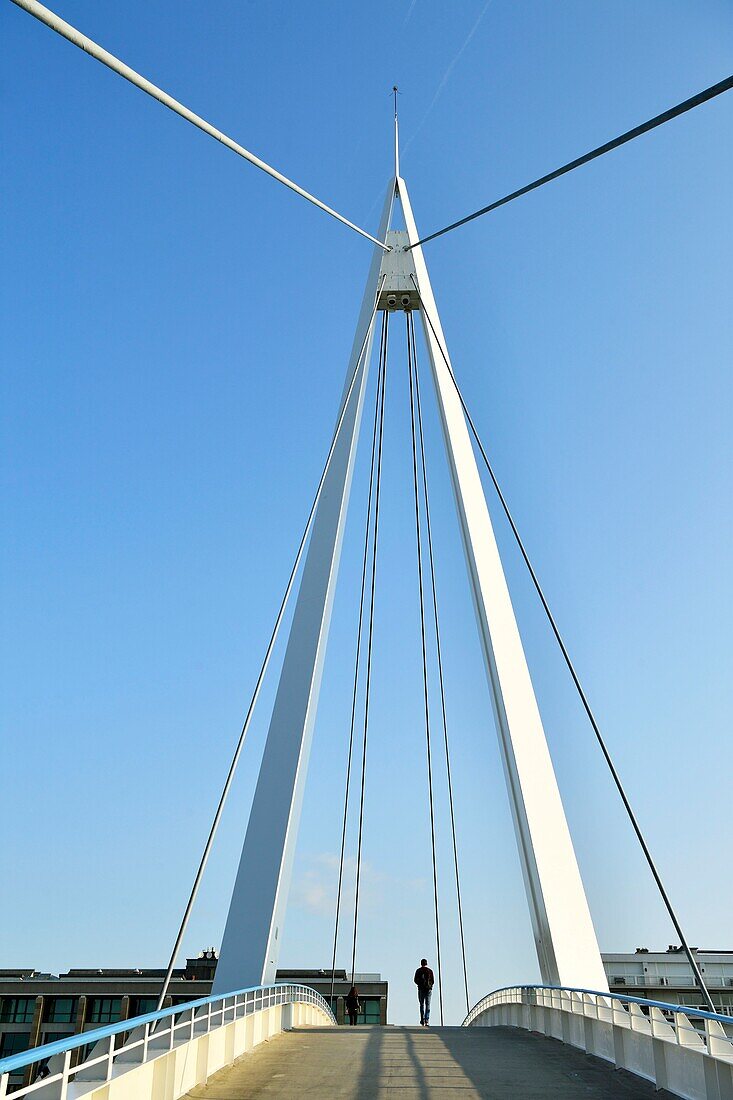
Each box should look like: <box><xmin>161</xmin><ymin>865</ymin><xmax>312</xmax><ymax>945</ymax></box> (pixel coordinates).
<box><xmin>397</xmin><ymin>176</ymin><xmax>608</xmax><ymax>991</ymax></box>
<box><xmin>213</xmin><ymin>183</ymin><xmax>395</xmax><ymax>994</ymax></box>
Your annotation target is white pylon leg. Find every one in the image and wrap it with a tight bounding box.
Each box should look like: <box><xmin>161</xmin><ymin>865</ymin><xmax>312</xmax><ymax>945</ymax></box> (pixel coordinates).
<box><xmin>213</xmin><ymin>182</ymin><xmax>395</xmax><ymax>995</ymax></box>
<box><xmin>398</xmin><ymin>176</ymin><xmax>608</xmax><ymax>992</ymax></box>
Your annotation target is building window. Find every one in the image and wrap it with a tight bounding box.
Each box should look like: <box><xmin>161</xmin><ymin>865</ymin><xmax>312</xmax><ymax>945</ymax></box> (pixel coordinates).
<box><xmin>0</xmin><ymin>1032</ymin><xmax>31</xmax><ymax>1058</ymax></box>
<box><xmin>357</xmin><ymin>998</ymin><xmax>381</xmax><ymax>1025</ymax></box>
<box><xmin>45</xmin><ymin>998</ymin><xmax>78</xmax><ymax>1024</ymax></box>
<box><xmin>680</xmin><ymin>993</ymin><xmax>706</xmax><ymax>1009</ymax></box>
<box><xmin>129</xmin><ymin>998</ymin><xmax>158</xmax><ymax>1019</ymax></box>
<box><xmin>87</xmin><ymin>998</ymin><xmax>122</xmax><ymax>1025</ymax></box>
<box><xmin>0</xmin><ymin>997</ymin><xmax>36</xmax><ymax>1024</ymax></box>
<box><xmin>40</xmin><ymin>1032</ymin><xmax>72</xmax><ymax>1047</ymax></box>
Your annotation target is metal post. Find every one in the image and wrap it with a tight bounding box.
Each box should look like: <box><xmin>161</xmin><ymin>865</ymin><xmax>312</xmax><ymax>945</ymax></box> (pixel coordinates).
<box><xmin>59</xmin><ymin>1050</ymin><xmax>72</xmax><ymax>1100</ymax></box>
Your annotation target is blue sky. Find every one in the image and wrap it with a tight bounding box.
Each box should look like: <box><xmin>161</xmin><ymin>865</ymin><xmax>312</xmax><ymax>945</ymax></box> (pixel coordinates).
<box><xmin>2</xmin><ymin>1</ymin><xmax>732</xmax><ymax>1027</ymax></box>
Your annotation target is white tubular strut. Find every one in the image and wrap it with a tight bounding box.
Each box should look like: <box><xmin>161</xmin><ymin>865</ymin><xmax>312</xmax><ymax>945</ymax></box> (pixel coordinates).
<box><xmin>9</xmin><ymin>0</ymin><xmax>388</xmax><ymax>250</ymax></box>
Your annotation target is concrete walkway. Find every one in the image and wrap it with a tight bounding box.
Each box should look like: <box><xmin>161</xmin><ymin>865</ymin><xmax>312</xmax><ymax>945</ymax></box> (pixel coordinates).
<box><xmin>184</xmin><ymin>1025</ymin><xmax>676</xmax><ymax>1099</ymax></box>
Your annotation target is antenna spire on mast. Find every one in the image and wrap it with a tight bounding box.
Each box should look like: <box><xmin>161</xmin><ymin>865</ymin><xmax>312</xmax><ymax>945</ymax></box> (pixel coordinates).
<box><xmin>392</xmin><ymin>85</ymin><xmax>400</xmax><ymax>178</ymax></box>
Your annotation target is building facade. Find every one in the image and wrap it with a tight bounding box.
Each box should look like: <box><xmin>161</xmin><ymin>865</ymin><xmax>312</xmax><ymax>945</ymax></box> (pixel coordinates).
<box><xmin>276</xmin><ymin>968</ymin><xmax>387</xmax><ymax>1027</ymax></box>
<box><xmin>0</xmin><ymin>952</ymin><xmax>218</xmax><ymax>1091</ymax></box>
<box><xmin>0</xmin><ymin>953</ymin><xmax>387</xmax><ymax>1091</ymax></box>
<box><xmin>602</xmin><ymin>948</ymin><xmax>733</xmax><ymax>1015</ymax></box>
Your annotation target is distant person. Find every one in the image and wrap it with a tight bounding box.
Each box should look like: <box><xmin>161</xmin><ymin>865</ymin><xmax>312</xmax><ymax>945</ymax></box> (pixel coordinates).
<box><xmin>414</xmin><ymin>958</ymin><xmax>434</xmax><ymax>1026</ymax></box>
<box><xmin>345</xmin><ymin>984</ymin><xmax>361</xmax><ymax>1026</ymax></box>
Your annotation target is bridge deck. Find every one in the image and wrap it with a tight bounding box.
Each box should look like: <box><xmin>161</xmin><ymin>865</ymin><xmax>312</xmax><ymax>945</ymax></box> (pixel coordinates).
<box><xmin>184</xmin><ymin>1025</ymin><xmax>672</xmax><ymax>1098</ymax></box>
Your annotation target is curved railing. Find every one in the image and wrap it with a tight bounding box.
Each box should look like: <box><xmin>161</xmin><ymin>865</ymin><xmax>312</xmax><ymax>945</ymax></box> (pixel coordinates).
<box><xmin>0</xmin><ymin>982</ymin><xmax>335</xmax><ymax>1099</ymax></box>
<box><xmin>463</xmin><ymin>984</ymin><xmax>733</xmax><ymax>1100</ymax></box>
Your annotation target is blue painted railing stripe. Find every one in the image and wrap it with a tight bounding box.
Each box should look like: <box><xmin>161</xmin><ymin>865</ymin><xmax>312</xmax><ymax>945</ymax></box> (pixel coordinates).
<box><xmin>463</xmin><ymin>984</ymin><xmax>733</xmax><ymax>1027</ymax></box>
<box><xmin>0</xmin><ymin>983</ymin><xmax>333</xmax><ymax>1076</ymax></box>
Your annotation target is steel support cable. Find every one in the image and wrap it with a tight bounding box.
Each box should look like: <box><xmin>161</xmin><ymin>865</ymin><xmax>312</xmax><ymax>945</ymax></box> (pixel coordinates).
<box><xmin>411</xmin><ymin>274</ymin><xmax>716</xmax><ymax>1013</ymax></box>
<box><xmin>408</xmin><ymin>73</ymin><xmax>733</xmax><ymax>249</ymax></box>
<box><xmin>350</xmin><ymin>313</ymin><xmax>389</xmax><ymax>985</ymax></box>
<box><xmin>406</xmin><ymin>311</ymin><xmax>444</xmax><ymax>1027</ymax></box>
<box><xmin>409</xmin><ymin>311</ymin><xmax>470</xmax><ymax>1016</ymax></box>
<box><xmin>156</xmin><ymin>282</ymin><xmax>385</xmax><ymax>1011</ymax></box>
<box><xmin>329</xmin><ymin>314</ymin><xmax>387</xmax><ymax>1007</ymax></box>
<box><xmin>10</xmin><ymin>0</ymin><xmax>388</xmax><ymax>251</ymax></box>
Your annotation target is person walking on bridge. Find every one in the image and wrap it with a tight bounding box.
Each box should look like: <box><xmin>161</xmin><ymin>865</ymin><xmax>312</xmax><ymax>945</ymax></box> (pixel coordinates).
<box><xmin>345</xmin><ymin>985</ymin><xmax>361</xmax><ymax>1026</ymax></box>
<box><xmin>414</xmin><ymin>958</ymin><xmax>434</xmax><ymax>1026</ymax></box>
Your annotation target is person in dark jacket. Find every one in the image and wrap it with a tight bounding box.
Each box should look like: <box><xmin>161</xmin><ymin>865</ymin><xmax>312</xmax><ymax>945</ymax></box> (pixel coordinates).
<box><xmin>345</xmin><ymin>985</ymin><xmax>361</xmax><ymax>1026</ymax></box>
<box><xmin>414</xmin><ymin>958</ymin><xmax>435</xmax><ymax>1026</ymax></box>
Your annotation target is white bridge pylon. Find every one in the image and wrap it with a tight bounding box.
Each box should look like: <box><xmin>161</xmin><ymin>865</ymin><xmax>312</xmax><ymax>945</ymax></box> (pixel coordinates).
<box><xmin>214</xmin><ymin>173</ymin><xmax>608</xmax><ymax>997</ymax></box>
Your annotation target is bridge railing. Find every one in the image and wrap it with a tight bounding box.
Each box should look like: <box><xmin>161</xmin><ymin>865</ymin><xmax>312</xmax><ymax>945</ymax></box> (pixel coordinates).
<box><xmin>464</xmin><ymin>984</ymin><xmax>733</xmax><ymax>1100</ymax></box>
<box><xmin>0</xmin><ymin>982</ymin><xmax>335</xmax><ymax>1100</ymax></box>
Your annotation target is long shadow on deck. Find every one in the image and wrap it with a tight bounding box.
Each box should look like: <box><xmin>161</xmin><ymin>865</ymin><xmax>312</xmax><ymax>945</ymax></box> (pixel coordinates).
<box><xmin>184</xmin><ymin>1025</ymin><xmax>681</xmax><ymax>1098</ymax></box>
<box><xmin>345</xmin><ymin>1024</ymin><xmax>677</xmax><ymax>1098</ymax></box>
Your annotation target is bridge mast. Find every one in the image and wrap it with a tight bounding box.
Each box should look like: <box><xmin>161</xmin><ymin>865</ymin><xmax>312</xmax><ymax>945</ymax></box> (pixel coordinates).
<box><xmin>212</xmin><ymin>184</ymin><xmax>395</xmax><ymax>994</ymax></box>
<box><xmin>216</xmin><ymin>167</ymin><xmax>606</xmax><ymax>995</ymax></box>
<box><xmin>397</xmin><ymin>176</ymin><xmax>607</xmax><ymax>991</ymax></box>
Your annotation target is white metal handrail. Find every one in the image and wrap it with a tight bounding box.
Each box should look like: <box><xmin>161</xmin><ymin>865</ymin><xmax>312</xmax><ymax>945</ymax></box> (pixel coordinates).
<box><xmin>464</xmin><ymin>984</ymin><xmax>733</xmax><ymax>1034</ymax></box>
<box><xmin>463</xmin><ymin>985</ymin><xmax>733</xmax><ymax>1100</ymax></box>
<box><xmin>0</xmin><ymin>982</ymin><xmax>335</xmax><ymax>1099</ymax></box>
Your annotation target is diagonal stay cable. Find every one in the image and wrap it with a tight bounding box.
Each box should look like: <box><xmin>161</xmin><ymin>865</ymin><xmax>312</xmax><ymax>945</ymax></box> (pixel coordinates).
<box><xmin>350</xmin><ymin>312</ymin><xmax>389</xmax><ymax>985</ymax></box>
<box><xmin>411</xmin><ymin>273</ymin><xmax>715</xmax><ymax>1013</ymax></box>
<box><xmin>329</xmin><ymin>313</ymin><xmax>387</xmax><ymax>1007</ymax></box>
<box><xmin>406</xmin><ymin>311</ymin><xmax>444</xmax><ymax>1027</ymax></box>
<box><xmin>408</xmin><ymin>73</ymin><xmax>733</xmax><ymax>248</ymax></box>
<box><xmin>410</xmin><ymin>310</ymin><xmax>470</xmax><ymax>1016</ymax></box>
<box><xmin>10</xmin><ymin>0</ymin><xmax>388</xmax><ymax>251</ymax></box>
<box><xmin>156</xmin><ymin>279</ymin><xmax>385</xmax><ymax>1010</ymax></box>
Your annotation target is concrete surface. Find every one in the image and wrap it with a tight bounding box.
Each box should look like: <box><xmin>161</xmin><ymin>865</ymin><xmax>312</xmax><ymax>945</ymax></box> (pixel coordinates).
<box><xmin>183</xmin><ymin>1025</ymin><xmax>678</xmax><ymax>1098</ymax></box>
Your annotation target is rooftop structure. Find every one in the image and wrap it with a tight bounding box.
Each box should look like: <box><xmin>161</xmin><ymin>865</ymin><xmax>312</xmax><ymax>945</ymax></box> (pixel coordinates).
<box><xmin>602</xmin><ymin>949</ymin><xmax>733</xmax><ymax>1016</ymax></box>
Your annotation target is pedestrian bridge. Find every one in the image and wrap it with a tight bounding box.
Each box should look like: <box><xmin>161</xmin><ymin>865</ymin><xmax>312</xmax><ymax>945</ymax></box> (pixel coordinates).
<box><xmin>2</xmin><ymin>983</ymin><xmax>732</xmax><ymax>1100</ymax></box>
<box><xmin>5</xmin><ymin>8</ymin><xmax>733</xmax><ymax>1100</ymax></box>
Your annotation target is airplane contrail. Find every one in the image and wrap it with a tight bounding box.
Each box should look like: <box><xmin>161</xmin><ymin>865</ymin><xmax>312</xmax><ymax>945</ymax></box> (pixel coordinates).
<box><xmin>404</xmin><ymin>0</ymin><xmax>492</xmax><ymax>155</ymax></box>
<box><xmin>403</xmin><ymin>0</ymin><xmax>418</xmax><ymax>27</ymax></box>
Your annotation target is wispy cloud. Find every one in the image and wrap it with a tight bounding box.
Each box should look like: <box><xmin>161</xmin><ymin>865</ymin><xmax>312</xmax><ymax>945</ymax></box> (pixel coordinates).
<box><xmin>291</xmin><ymin>852</ymin><xmax>426</xmax><ymax>917</ymax></box>
<box><xmin>291</xmin><ymin>868</ymin><xmax>334</xmax><ymax>917</ymax></box>
<box><xmin>403</xmin><ymin>0</ymin><xmax>492</xmax><ymax>156</ymax></box>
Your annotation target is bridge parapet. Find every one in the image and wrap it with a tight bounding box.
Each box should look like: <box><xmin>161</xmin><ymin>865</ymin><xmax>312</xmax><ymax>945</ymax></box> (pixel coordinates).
<box><xmin>0</xmin><ymin>983</ymin><xmax>335</xmax><ymax>1100</ymax></box>
<box><xmin>464</xmin><ymin>985</ymin><xmax>733</xmax><ymax>1100</ymax></box>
